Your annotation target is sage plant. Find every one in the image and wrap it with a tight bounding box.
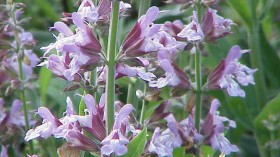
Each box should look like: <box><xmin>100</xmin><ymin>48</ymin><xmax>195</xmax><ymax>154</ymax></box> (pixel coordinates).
<box><xmin>23</xmin><ymin>0</ymin><xmax>257</xmax><ymax>156</ymax></box>
<box><xmin>0</xmin><ymin>1</ymin><xmax>38</xmax><ymax>155</ymax></box>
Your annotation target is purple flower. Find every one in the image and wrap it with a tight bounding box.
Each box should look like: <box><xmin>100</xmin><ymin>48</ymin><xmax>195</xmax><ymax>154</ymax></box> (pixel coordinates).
<box><xmin>178</xmin><ymin>11</ymin><xmax>204</xmax><ymax>42</ymax></box>
<box><xmin>201</xmin><ymin>99</ymin><xmax>239</xmax><ymax>155</ymax></box>
<box><xmin>101</xmin><ymin>129</ymin><xmax>129</xmax><ymax>156</ymax></box>
<box><xmin>76</xmin><ymin>0</ymin><xmax>131</xmax><ymax>24</ymax></box>
<box><xmin>207</xmin><ymin>45</ymin><xmax>257</xmax><ymax>97</ymax></box>
<box><xmin>4</xmin><ymin>54</ymin><xmax>33</xmax><ymax>79</ymax></box>
<box><xmin>24</xmin><ymin>97</ymin><xmax>100</xmax><ymax>151</ymax></box>
<box><xmin>74</xmin><ymin>94</ymin><xmax>106</xmax><ymax>141</ymax></box>
<box><xmin>148</xmin><ymin>114</ymin><xmax>202</xmax><ymax>157</ymax></box>
<box><xmin>65</xmin><ymin>130</ymin><xmax>99</xmax><ymax>152</ymax></box>
<box><xmin>150</xmin><ymin>59</ymin><xmax>191</xmax><ymax>89</ymax></box>
<box><xmin>162</xmin><ymin>20</ymin><xmax>184</xmax><ymax>41</ymax></box>
<box><xmin>0</xmin><ymin>145</ymin><xmax>7</xmax><ymax>157</ymax></box>
<box><xmin>41</xmin><ymin>54</ymin><xmax>81</xmax><ymax>81</ymax></box>
<box><xmin>0</xmin><ymin>99</ymin><xmax>35</xmax><ymax>128</ymax></box>
<box><xmin>148</xmin><ymin>127</ymin><xmax>174</xmax><ymax>157</ymax></box>
<box><xmin>25</xmin><ymin>107</ymin><xmax>62</xmax><ymax>141</ymax></box>
<box><xmin>40</xmin><ymin>13</ymin><xmax>102</xmax><ymax>81</ymax></box>
<box><xmin>77</xmin><ymin>0</ymin><xmax>99</xmax><ymax>23</ymax></box>
<box><xmin>202</xmin><ymin>9</ymin><xmax>234</xmax><ymax>42</ymax></box>
<box><xmin>0</xmin><ymin>98</ymin><xmax>5</xmax><ymax>123</ymax></box>
<box><xmin>100</xmin><ymin>104</ymin><xmax>134</xmax><ymax>156</ymax></box>
<box><xmin>42</xmin><ymin>13</ymin><xmax>101</xmax><ymax>55</ymax></box>
<box><xmin>156</xmin><ymin>31</ymin><xmax>186</xmax><ymax>61</ymax></box>
<box><xmin>149</xmin><ymin>101</ymin><xmax>171</xmax><ymax>123</ymax></box>
<box><xmin>19</xmin><ymin>32</ymin><xmax>35</xmax><ymax>47</ymax></box>
<box><xmin>116</xmin><ymin>62</ymin><xmax>156</xmax><ymax>82</ymax></box>
<box><xmin>121</xmin><ymin>6</ymin><xmax>161</xmax><ymax>57</ymax></box>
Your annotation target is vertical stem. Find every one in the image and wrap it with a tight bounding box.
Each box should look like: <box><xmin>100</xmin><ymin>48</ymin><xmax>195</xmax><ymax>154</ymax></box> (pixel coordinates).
<box><xmin>194</xmin><ymin>0</ymin><xmax>203</xmax><ymax>132</ymax></box>
<box><xmin>139</xmin><ymin>84</ymin><xmax>147</xmax><ymax>125</ymax></box>
<box><xmin>194</xmin><ymin>48</ymin><xmax>202</xmax><ymax>131</ymax></box>
<box><xmin>105</xmin><ymin>1</ymin><xmax>120</xmax><ymax>135</ymax></box>
<box><xmin>8</xmin><ymin>4</ymin><xmax>34</xmax><ymax>153</ymax></box>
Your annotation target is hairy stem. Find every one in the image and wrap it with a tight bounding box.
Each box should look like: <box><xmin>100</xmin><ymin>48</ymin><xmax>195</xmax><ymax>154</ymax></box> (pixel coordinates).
<box><xmin>105</xmin><ymin>1</ymin><xmax>120</xmax><ymax>134</ymax></box>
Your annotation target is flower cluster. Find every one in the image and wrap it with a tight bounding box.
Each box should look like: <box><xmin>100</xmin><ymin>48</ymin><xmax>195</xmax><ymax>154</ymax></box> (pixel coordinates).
<box><xmin>23</xmin><ymin>0</ymin><xmax>257</xmax><ymax>156</ymax></box>
<box><xmin>0</xmin><ymin>2</ymin><xmax>37</xmax><ymax>156</ymax></box>
<box><xmin>25</xmin><ymin>94</ymin><xmax>136</xmax><ymax>156</ymax></box>
<box><xmin>147</xmin><ymin>99</ymin><xmax>238</xmax><ymax>156</ymax></box>
<box><xmin>0</xmin><ymin>3</ymin><xmax>38</xmax><ymax>85</ymax></box>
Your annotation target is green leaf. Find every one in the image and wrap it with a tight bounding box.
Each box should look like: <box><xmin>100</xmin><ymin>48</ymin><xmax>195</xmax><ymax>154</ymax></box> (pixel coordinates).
<box><xmin>39</xmin><ymin>67</ymin><xmax>52</xmax><ymax>105</ymax></box>
<box><xmin>259</xmin><ymin>27</ymin><xmax>280</xmax><ymax>88</ymax></box>
<box><xmin>254</xmin><ymin>94</ymin><xmax>280</xmax><ymax>156</ymax></box>
<box><xmin>254</xmin><ymin>94</ymin><xmax>280</xmax><ymax>133</ymax></box>
<box><xmin>227</xmin><ymin>0</ymin><xmax>252</xmax><ymax>29</ymax></box>
<box><xmin>119</xmin><ymin>127</ymin><xmax>147</xmax><ymax>157</ymax></box>
<box><xmin>79</xmin><ymin>92</ymin><xmax>86</xmax><ymax>116</ymax></box>
<box><xmin>201</xmin><ymin>145</ymin><xmax>215</xmax><ymax>156</ymax></box>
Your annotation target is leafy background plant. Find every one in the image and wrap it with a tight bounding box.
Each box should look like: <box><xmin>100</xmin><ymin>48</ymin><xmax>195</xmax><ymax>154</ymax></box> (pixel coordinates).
<box><xmin>2</xmin><ymin>0</ymin><xmax>280</xmax><ymax>156</ymax></box>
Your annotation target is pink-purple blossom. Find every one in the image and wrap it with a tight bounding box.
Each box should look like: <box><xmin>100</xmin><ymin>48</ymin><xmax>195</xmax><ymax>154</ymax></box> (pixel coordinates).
<box><xmin>201</xmin><ymin>99</ymin><xmax>239</xmax><ymax>155</ymax></box>
<box><xmin>121</xmin><ymin>6</ymin><xmax>161</xmax><ymax>57</ymax></box>
<box><xmin>101</xmin><ymin>104</ymin><xmax>134</xmax><ymax>156</ymax></box>
<box><xmin>202</xmin><ymin>8</ymin><xmax>234</xmax><ymax>42</ymax></box>
<box><xmin>178</xmin><ymin>11</ymin><xmax>204</xmax><ymax>42</ymax></box>
<box><xmin>207</xmin><ymin>45</ymin><xmax>257</xmax><ymax>97</ymax></box>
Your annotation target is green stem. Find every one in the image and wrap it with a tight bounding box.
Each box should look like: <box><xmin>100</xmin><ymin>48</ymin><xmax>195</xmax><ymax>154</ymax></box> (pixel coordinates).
<box><xmin>105</xmin><ymin>1</ymin><xmax>120</xmax><ymax>135</ymax></box>
<box><xmin>138</xmin><ymin>0</ymin><xmax>151</xmax><ymax>17</ymax></box>
<box><xmin>9</xmin><ymin>4</ymin><xmax>34</xmax><ymax>153</ymax></box>
<box><xmin>194</xmin><ymin>48</ymin><xmax>202</xmax><ymax>131</ymax></box>
<box><xmin>139</xmin><ymin>84</ymin><xmax>147</xmax><ymax>125</ymax></box>
<box><xmin>194</xmin><ymin>0</ymin><xmax>203</xmax><ymax>133</ymax></box>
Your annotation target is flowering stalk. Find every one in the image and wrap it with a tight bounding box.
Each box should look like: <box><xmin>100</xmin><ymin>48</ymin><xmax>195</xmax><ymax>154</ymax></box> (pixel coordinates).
<box><xmin>105</xmin><ymin>0</ymin><xmax>120</xmax><ymax>134</ymax></box>
<box><xmin>8</xmin><ymin>2</ymin><xmax>34</xmax><ymax>153</ymax></box>
<box><xmin>194</xmin><ymin>0</ymin><xmax>204</xmax><ymax>132</ymax></box>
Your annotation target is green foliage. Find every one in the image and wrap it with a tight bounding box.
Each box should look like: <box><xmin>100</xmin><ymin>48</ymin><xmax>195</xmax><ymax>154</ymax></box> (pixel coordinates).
<box><xmin>227</xmin><ymin>0</ymin><xmax>252</xmax><ymax>29</ymax></box>
<box><xmin>119</xmin><ymin>127</ymin><xmax>147</xmax><ymax>157</ymax></box>
<box><xmin>254</xmin><ymin>94</ymin><xmax>280</xmax><ymax>156</ymax></box>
